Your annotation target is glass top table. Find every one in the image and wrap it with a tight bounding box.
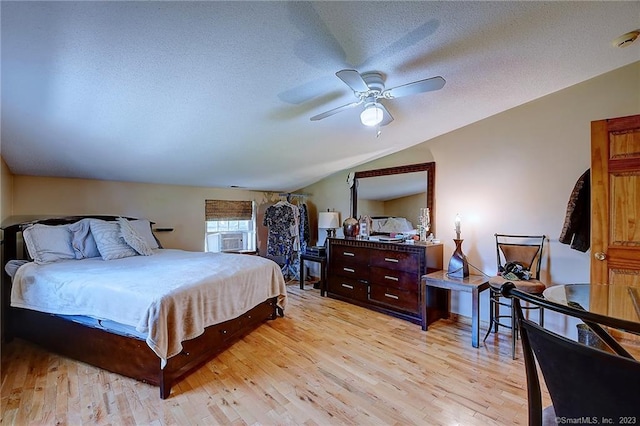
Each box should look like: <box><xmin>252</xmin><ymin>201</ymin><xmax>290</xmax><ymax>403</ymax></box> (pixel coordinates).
<box><xmin>543</xmin><ymin>283</ymin><xmax>640</xmax><ymax>357</ymax></box>
<box><xmin>543</xmin><ymin>283</ymin><xmax>640</xmax><ymax>325</ymax></box>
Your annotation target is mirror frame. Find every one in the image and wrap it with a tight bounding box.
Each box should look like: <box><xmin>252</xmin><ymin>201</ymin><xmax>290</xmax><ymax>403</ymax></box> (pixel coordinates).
<box><xmin>351</xmin><ymin>162</ymin><xmax>436</xmax><ymax>234</ymax></box>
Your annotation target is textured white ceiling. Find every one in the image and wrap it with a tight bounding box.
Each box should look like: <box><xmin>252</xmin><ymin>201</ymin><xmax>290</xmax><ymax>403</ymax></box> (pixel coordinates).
<box><xmin>1</xmin><ymin>1</ymin><xmax>639</xmax><ymax>191</ymax></box>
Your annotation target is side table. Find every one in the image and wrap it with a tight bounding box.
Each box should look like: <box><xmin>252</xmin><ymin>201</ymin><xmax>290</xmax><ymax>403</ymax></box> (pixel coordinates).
<box><xmin>300</xmin><ymin>252</ymin><xmax>327</xmax><ymax>296</ymax></box>
<box><xmin>422</xmin><ymin>270</ymin><xmax>490</xmax><ymax>348</ymax></box>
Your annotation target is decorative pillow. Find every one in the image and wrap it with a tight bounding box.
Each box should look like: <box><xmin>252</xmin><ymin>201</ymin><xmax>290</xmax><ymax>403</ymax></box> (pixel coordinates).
<box><xmin>89</xmin><ymin>220</ymin><xmax>138</xmax><ymax>261</ymax></box>
<box><xmin>117</xmin><ymin>217</ymin><xmax>153</xmax><ymax>256</ymax></box>
<box><xmin>22</xmin><ymin>224</ymin><xmax>76</xmax><ymax>264</ymax></box>
<box><xmin>4</xmin><ymin>259</ymin><xmax>30</xmax><ymax>278</ymax></box>
<box><xmin>128</xmin><ymin>219</ymin><xmax>160</xmax><ymax>249</ymax></box>
<box><xmin>69</xmin><ymin>218</ymin><xmax>101</xmax><ymax>259</ymax></box>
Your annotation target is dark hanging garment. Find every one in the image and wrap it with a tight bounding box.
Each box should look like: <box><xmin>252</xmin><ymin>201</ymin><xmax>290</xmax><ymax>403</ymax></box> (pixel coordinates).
<box><xmin>299</xmin><ymin>203</ymin><xmax>310</xmax><ymax>252</ymax></box>
<box><xmin>559</xmin><ymin>169</ymin><xmax>590</xmax><ymax>252</ymax></box>
<box><xmin>263</xmin><ymin>200</ymin><xmax>300</xmax><ymax>279</ymax></box>
<box><xmin>263</xmin><ymin>201</ymin><xmax>297</xmax><ymax>258</ymax></box>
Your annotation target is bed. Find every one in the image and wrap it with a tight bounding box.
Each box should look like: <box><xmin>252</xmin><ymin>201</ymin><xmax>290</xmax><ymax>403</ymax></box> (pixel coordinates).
<box><xmin>1</xmin><ymin>215</ymin><xmax>287</xmax><ymax>399</ymax></box>
<box><xmin>369</xmin><ymin>216</ymin><xmax>418</xmax><ymax>237</ymax></box>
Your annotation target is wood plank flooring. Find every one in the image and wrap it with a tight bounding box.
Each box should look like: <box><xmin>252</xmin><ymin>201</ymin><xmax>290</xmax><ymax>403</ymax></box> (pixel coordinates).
<box><xmin>1</xmin><ymin>282</ymin><xmax>543</xmax><ymax>425</ymax></box>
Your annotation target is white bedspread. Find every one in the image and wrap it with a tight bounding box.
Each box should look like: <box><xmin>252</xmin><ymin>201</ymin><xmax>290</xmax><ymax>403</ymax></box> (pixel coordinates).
<box><xmin>11</xmin><ymin>249</ymin><xmax>287</xmax><ymax>365</ymax></box>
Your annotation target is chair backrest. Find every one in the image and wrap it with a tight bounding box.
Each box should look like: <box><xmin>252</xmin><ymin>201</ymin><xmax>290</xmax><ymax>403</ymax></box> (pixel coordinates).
<box><xmin>502</xmin><ymin>284</ymin><xmax>640</xmax><ymax>425</ymax></box>
<box><xmin>495</xmin><ymin>234</ymin><xmax>545</xmax><ymax>279</ymax></box>
<box><xmin>522</xmin><ymin>317</ymin><xmax>640</xmax><ymax>421</ymax></box>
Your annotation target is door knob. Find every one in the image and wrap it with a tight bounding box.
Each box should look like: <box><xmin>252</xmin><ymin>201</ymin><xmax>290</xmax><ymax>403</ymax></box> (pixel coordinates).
<box><xmin>594</xmin><ymin>252</ymin><xmax>607</xmax><ymax>261</ymax></box>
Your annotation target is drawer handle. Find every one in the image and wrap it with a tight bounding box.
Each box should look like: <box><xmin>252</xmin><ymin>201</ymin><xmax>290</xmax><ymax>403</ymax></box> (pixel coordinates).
<box><xmin>343</xmin><ymin>267</ymin><xmax>355</xmax><ymax>273</ymax></box>
<box><xmin>384</xmin><ymin>258</ymin><xmax>399</xmax><ymax>263</ymax></box>
<box><xmin>341</xmin><ymin>283</ymin><xmax>354</xmax><ymax>289</ymax></box>
<box><xmin>384</xmin><ymin>275</ymin><xmax>399</xmax><ymax>281</ymax></box>
<box><xmin>343</xmin><ymin>252</ymin><xmax>355</xmax><ymax>256</ymax></box>
<box><xmin>384</xmin><ymin>293</ymin><xmax>399</xmax><ymax>300</ymax></box>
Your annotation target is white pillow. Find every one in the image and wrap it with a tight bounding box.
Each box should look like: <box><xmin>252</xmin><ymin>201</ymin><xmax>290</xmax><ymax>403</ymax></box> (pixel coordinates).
<box><xmin>379</xmin><ymin>217</ymin><xmax>414</xmax><ymax>233</ymax></box>
<box><xmin>371</xmin><ymin>218</ymin><xmax>387</xmax><ymax>232</ymax></box>
<box><xmin>69</xmin><ymin>218</ymin><xmax>101</xmax><ymax>259</ymax></box>
<box><xmin>117</xmin><ymin>217</ymin><xmax>154</xmax><ymax>256</ymax></box>
<box><xmin>23</xmin><ymin>224</ymin><xmax>76</xmax><ymax>264</ymax></box>
<box><xmin>128</xmin><ymin>219</ymin><xmax>160</xmax><ymax>249</ymax></box>
<box><xmin>90</xmin><ymin>220</ymin><xmax>138</xmax><ymax>261</ymax></box>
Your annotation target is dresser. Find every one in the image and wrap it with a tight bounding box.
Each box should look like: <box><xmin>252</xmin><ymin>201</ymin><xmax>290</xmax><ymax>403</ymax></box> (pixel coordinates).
<box><xmin>326</xmin><ymin>238</ymin><xmax>446</xmax><ymax>325</ymax></box>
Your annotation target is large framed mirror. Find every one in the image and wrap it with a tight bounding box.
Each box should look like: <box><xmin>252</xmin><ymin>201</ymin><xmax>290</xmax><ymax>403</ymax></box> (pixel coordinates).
<box><xmin>351</xmin><ymin>162</ymin><xmax>435</xmax><ymax>235</ymax></box>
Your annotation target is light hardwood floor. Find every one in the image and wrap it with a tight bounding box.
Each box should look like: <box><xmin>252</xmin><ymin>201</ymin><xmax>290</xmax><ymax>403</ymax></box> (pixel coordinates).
<box><xmin>1</xmin><ymin>282</ymin><xmax>544</xmax><ymax>425</ymax></box>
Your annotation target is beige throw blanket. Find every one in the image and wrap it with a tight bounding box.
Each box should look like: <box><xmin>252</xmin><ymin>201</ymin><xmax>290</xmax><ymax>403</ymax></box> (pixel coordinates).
<box><xmin>11</xmin><ymin>249</ymin><xmax>287</xmax><ymax>366</ymax></box>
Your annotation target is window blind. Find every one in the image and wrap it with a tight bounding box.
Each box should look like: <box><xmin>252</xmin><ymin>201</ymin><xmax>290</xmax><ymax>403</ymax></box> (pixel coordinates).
<box><xmin>205</xmin><ymin>200</ymin><xmax>253</xmax><ymax>221</ymax></box>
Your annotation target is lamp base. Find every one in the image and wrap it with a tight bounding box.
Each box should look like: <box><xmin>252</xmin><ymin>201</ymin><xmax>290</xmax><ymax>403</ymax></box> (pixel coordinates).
<box><xmin>448</xmin><ymin>238</ymin><xmax>469</xmax><ymax>278</ymax></box>
<box><xmin>326</xmin><ymin>228</ymin><xmax>336</xmax><ymax>239</ymax></box>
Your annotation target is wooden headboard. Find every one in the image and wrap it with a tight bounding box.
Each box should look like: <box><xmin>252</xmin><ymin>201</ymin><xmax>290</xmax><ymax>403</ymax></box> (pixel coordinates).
<box><xmin>2</xmin><ymin>215</ymin><xmax>140</xmax><ymax>264</ymax></box>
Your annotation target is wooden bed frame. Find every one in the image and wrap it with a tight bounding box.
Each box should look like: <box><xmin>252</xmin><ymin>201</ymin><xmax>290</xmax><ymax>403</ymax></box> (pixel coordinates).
<box><xmin>1</xmin><ymin>216</ymin><xmax>281</xmax><ymax>399</ymax></box>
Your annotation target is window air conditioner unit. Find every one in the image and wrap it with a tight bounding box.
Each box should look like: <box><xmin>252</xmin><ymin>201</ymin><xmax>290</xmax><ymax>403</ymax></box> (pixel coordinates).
<box><xmin>221</xmin><ymin>232</ymin><xmax>246</xmax><ymax>251</ymax></box>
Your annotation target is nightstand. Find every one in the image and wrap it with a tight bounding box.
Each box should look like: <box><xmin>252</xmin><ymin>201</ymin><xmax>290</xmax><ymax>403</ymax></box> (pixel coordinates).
<box><xmin>299</xmin><ymin>252</ymin><xmax>327</xmax><ymax>296</ymax></box>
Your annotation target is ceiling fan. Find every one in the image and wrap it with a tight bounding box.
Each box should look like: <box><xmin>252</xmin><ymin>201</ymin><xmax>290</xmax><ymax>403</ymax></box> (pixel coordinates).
<box><xmin>310</xmin><ymin>69</ymin><xmax>446</xmax><ymax>127</ymax></box>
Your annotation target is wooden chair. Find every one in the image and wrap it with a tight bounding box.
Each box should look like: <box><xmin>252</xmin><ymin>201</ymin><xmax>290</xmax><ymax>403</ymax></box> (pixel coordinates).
<box><xmin>501</xmin><ymin>282</ymin><xmax>640</xmax><ymax>426</ymax></box>
<box><xmin>484</xmin><ymin>234</ymin><xmax>547</xmax><ymax>358</ymax></box>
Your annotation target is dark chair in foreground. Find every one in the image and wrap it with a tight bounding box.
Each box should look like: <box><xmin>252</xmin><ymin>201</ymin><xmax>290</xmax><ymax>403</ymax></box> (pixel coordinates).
<box><xmin>484</xmin><ymin>234</ymin><xmax>547</xmax><ymax>359</ymax></box>
<box><xmin>501</xmin><ymin>283</ymin><xmax>640</xmax><ymax>426</ymax></box>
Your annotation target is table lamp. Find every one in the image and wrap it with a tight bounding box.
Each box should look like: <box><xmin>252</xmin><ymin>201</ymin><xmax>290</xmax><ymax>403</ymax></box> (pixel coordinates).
<box><xmin>318</xmin><ymin>211</ymin><xmax>340</xmax><ymax>239</ymax></box>
<box><xmin>448</xmin><ymin>213</ymin><xmax>469</xmax><ymax>278</ymax></box>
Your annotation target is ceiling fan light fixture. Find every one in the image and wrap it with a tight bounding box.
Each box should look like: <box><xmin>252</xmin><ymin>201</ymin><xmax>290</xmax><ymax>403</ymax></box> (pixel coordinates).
<box><xmin>613</xmin><ymin>30</ymin><xmax>640</xmax><ymax>48</ymax></box>
<box><xmin>360</xmin><ymin>103</ymin><xmax>384</xmax><ymax>126</ymax></box>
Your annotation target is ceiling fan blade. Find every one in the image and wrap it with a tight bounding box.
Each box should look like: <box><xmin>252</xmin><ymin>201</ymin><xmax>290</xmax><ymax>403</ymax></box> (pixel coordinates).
<box><xmin>336</xmin><ymin>69</ymin><xmax>370</xmax><ymax>93</ymax></box>
<box><xmin>378</xmin><ymin>103</ymin><xmax>394</xmax><ymax>127</ymax></box>
<box><xmin>384</xmin><ymin>76</ymin><xmax>445</xmax><ymax>99</ymax></box>
<box><xmin>310</xmin><ymin>100</ymin><xmax>362</xmax><ymax>121</ymax></box>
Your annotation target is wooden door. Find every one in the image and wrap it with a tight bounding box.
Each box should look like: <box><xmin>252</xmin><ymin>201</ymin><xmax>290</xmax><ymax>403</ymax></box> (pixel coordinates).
<box><xmin>591</xmin><ymin>114</ymin><xmax>640</xmax><ymax>321</ymax></box>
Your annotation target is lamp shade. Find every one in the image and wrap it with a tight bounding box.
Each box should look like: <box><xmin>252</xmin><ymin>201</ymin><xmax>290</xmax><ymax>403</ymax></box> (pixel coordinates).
<box><xmin>318</xmin><ymin>212</ymin><xmax>340</xmax><ymax>229</ymax></box>
<box><xmin>360</xmin><ymin>103</ymin><xmax>384</xmax><ymax>126</ymax></box>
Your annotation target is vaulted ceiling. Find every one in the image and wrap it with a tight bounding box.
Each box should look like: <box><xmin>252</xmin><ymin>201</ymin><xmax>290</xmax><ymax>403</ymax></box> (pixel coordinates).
<box><xmin>2</xmin><ymin>1</ymin><xmax>638</xmax><ymax>191</ymax></box>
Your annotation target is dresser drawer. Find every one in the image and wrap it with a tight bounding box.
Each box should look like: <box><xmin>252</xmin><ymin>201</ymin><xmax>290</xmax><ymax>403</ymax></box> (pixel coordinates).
<box><xmin>369</xmin><ymin>267</ymin><xmax>418</xmax><ymax>292</ymax></box>
<box><xmin>330</xmin><ymin>245</ymin><xmax>369</xmax><ymax>264</ymax></box>
<box><xmin>369</xmin><ymin>250</ymin><xmax>419</xmax><ymax>272</ymax></box>
<box><xmin>369</xmin><ymin>284</ymin><xmax>419</xmax><ymax>314</ymax></box>
<box><xmin>329</xmin><ymin>258</ymin><xmax>370</xmax><ymax>279</ymax></box>
<box><xmin>328</xmin><ymin>276</ymin><xmax>368</xmax><ymax>302</ymax></box>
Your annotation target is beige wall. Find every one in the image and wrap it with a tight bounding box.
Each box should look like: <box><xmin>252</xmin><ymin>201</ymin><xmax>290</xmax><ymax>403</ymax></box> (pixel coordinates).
<box><xmin>10</xmin><ymin>175</ymin><xmax>286</xmax><ymax>254</ymax></box>
<box><xmin>385</xmin><ymin>193</ymin><xmax>424</xmax><ymax>225</ymax></box>
<box><xmin>357</xmin><ymin>199</ymin><xmax>385</xmax><ymax>218</ymax></box>
<box><xmin>1</xmin><ymin>157</ymin><xmax>14</xmax><ymax>276</ymax></box>
<box><xmin>303</xmin><ymin>61</ymin><xmax>640</xmax><ymax>320</ymax></box>
<box><xmin>1</xmin><ymin>156</ymin><xmax>13</xmax><ymax>233</ymax></box>
<box><xmin>357</xmin><ymin>193</ymin><xmax>423</xmax><ymax>223</ymax></box>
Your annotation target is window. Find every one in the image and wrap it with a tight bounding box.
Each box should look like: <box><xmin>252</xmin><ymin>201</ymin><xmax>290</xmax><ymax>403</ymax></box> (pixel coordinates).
<box><xmin>205</xmin><ymin>200</ymin><xmax>256</xmax><ymax>253</ymax></box>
